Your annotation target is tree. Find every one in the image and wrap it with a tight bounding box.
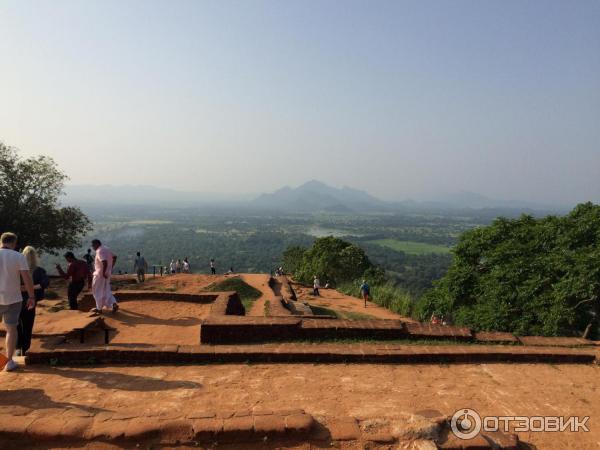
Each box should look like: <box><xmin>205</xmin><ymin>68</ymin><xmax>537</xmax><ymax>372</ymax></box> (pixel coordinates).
<box><xmin>0</xmin><ymin>142</ymin><xmax>92</xmax><ymax>254</ymax></box>
<box><xmin>282</xmin><ymin>245</ymin><xmax>306</xmax><ymax>275</ymax></box>
<box><xmin>291</xmin><ymin>236</ymin><xmax>374</xmax><ymax>285</ymax></box>
<box><xmin>414</xmin><ymin>203</ymin><xmax>600</xmax><ymax>337</ymax></box>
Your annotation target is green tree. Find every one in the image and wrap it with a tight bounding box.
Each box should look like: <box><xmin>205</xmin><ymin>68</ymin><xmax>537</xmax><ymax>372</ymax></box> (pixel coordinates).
<box><xmin>292</xmin><ymin>236</ymin><xmax>373</xmax><ymax>285</ymax></box>
<box><xmin>0</xmin><ymin>142</ymin><xmax>92</xmax><ymax>254</ymax></box>
<box><xmin>414</xmin><ymin>203</ymin><xmax>600</xmax><ymax>337</ymax></box>
<box><xmin>282</xmin><ymin>245</ymin><xmax>306</xmax><ymax>275</ymax></box>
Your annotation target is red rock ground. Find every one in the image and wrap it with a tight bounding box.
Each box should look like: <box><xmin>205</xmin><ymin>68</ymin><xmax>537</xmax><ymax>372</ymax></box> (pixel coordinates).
<box><xmin>1</xmin><ymin>363</ymin><xmax>599</xmax><ymax>449</ymax></box>
<box><xmin>1</xmin><ymin>274</ymin><xmax>599</xmax><ymax>449</ymax></box>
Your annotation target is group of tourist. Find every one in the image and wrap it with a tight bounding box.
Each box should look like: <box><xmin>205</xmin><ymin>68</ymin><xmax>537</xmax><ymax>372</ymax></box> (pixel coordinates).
<box><xmin>0</xmin><ymin>232</ymin><xmax>120</xmax><ymax>371</ymax></box>
<box><xmin>165</xmin><ymin>258</ymin><xmax>234</xmax><ymax>276</ymax></box>
<box><xmin>168</xmin><ymin>257</ymin><xmax>191</xmax><ymax>274</ymax></box>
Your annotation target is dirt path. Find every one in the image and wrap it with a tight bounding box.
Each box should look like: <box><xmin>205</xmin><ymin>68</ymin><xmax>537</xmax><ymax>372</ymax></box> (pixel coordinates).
<box><xmin>293</xmin><ymin>283</ymin><xmax>416</xmax><ymax>321</ymax></box>
<box><xmin>1</xmin><ymin>363</ymin><xmax>598</xmax><ymax>449</ymax></box>
<box><xmin>238</xmin><ymin>274</ymin><xmax>275</xmax><ymax>316</ymax></box>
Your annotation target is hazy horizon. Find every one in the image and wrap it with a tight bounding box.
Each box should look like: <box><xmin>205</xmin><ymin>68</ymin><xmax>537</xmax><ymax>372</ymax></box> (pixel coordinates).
<box><xmin>61</xmin><ymin>179</ymin><xmax>574</xmax><ymax>211</ymax></box>
<box><xmin>1</xmin><ymin>0</ymin><xmax>599</xmax><ymax>205</ymax></box>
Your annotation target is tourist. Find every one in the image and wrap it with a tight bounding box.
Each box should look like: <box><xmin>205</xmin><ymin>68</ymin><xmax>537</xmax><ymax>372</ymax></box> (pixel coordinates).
<box><xmin>359</xmin><ymin>280</ymin><xmax>370</xmax><ymax>308</ymax></box>
<box><xmin>83</xmin><ymin>248</ymin><xmax>94</xmax><ymax>289</ymax></box>
<box><xmin>176</xmin><ymin>259</ymin><xmax>182</xmax><ymax>273</ymax></box>
<box><xmin>210</xmin><ymin>258</ymin><xmax>216</xmax><ymax>275</ymax></box>
<box><xmin>169</xmin><ymin>259</ymin><xmax>176</xmax><ymax>274</ymax></box>
<box><xmin>56</xmin><ymin>251</ymin><xmax>88</xmax><ymax>310</ymax></box>
<box><xmin>313</xmin><ymin>276</ymin><xmax>320</xmax><ymax>296</ymax></box>
<box><xmin>182</xmin><ymin>258</ymin><xmax>190</xmax><ymax>273</ymax></box>
<box><xmin>91</xmin><ymin>239</ymin><xmax>119</xmax><ymax>314</ymax></box>
<box><xmin>133</xmin><ymin>251</ymin><xmax>148</xmax><ymax>283</ymax></box>
<box><xmin>18</xmin><ymin>246</ymin><xmax>49</xmax><ymax>356</ymax></box>
<box><xmin>0</xmin><ymin>232</ymin><xmax>35</xmax><ymax>371</ymax></box>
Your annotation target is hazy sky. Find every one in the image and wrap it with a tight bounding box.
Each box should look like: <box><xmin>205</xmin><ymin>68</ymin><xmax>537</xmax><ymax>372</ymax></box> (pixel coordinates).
<box><xmin>1</xmin><ymin>0</ymin><xmax>599</xmax><ymax>205</ymax></box>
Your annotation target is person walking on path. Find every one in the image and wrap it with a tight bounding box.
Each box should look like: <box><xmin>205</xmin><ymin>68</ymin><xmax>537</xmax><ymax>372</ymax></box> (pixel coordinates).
<box><xmin>0</xmin><ymin>232</ymin><xmax>35</xmax><ymax>371</ymax></box>
<box><xmin>56</xmin><ymin>251</ymin><xmax>88</xmax><ymax>310</ymax></box>
<box><xmin>359</xmin><ymin>280</ymin><xmax>371</xmax><ymax>308</ymax></box>
<box><xmin>83</xmin><ymin>248</ymin><xmax>94</xmax><ymax>289</ymax></box>
<box><xmin>210</xmin><ymin>258</ymin><xmax>216</xmax><ymax>275</ymax></box>
<box><xmin>133</xmin><ymin>252</ymin><xmax>148</xmax><ymax>283</ymax></box>
<box><xmin>182</xmin><ymin>258</ymin><xmax>190</xmax><ymax>273</ymax></box>
<box><xmin>91</xmin><ymin>239</ymin><xmax>118</xmax><ymax>314</ymax></box>
<box><xmin>169</xmin><ymin>259</ymin><xmax>176</xmax><ymax>274</ymax></box>
<box><xmin>313</xmin><ymin>276</ymin><xmax>320</xmax><ymax>296</ymax></box>
<box><xmin>17</xmin><ymin>246</ymin><xmax>49</xmax><ymax>356</ymax></box>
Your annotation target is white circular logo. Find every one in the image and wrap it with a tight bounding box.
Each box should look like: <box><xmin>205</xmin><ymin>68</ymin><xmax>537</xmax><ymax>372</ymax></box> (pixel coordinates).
<box><xmin>451</xmin><ymin>408</ymin><xmax>482</xmax><ymax>440</ymax></box>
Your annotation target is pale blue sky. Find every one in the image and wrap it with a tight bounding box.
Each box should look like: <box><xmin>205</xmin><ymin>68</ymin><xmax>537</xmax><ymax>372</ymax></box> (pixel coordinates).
<box><xmin>1</xmin><ymin>0</ymin><xmax>599</xmax><ymax>205</ymax></box>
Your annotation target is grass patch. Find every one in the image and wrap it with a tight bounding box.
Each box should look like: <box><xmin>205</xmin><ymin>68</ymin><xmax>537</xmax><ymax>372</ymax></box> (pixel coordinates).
<box><xmin>207</xmin><ymin>277</ymin><xmax>262</xmax><ymax>312</ymax></box>
<box><xmin>309</xmin><ymin>305</ymin><xmax>376</xmax><ymax>320</ymax></box>
<box><xmin>369</xmin><ymin>239</ymin><xmax>451</xmax><ymax>255</ymax></box>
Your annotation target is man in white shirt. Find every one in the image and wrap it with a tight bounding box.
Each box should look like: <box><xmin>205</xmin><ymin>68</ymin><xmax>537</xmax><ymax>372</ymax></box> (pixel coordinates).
<box><xmin>0</xmin><ymin>232</ymin><xmax>35</xmax><ymax>371</ymax></box>
<box><xmin>91</xmin><ymin>239</ymin><xmax>118</xmax><ymax>314</ymax></box>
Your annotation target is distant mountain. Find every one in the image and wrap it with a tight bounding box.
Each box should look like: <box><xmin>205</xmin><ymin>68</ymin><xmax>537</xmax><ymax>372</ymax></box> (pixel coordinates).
<box><xmin>416</xmin><ymin>190</ymin><xmax>564</xmax><ymax>211</ymax></box>
<box><xmin>63</xmin><ymin>182</ymin><xmax>566</xmax><ymax>215</ymax></box>
<box><xmin>253</xmin><ymin>180</ymin><xmax>389</xmax><ymax>212</ymax></box>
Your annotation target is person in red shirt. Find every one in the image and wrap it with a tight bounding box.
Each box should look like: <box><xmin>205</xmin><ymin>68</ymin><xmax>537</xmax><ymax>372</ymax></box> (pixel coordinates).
<box><xmin>56</xmin><ymin>252</ymin><xmax>89</xmax><ymax>310</ymax></box>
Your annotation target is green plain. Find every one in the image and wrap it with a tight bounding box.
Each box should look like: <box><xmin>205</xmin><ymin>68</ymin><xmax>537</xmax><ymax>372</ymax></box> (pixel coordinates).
<box><xmin>369</xmin><ymin>239</ymin><xmax>451</xmax><ymax>255</ymax></box>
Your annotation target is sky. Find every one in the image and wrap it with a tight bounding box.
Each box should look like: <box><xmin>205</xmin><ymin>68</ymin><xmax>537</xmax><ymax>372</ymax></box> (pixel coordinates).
<box><xmin>1</xmin><ymin>0</ymin><xmax>599</xmax><ymax>206</ymax></box>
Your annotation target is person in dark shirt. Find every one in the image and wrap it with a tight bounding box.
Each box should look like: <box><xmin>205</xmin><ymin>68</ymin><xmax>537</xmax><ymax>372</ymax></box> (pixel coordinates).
<box><xmin>18</xmin><ymin>246</ymin><xmax>49</xmax><ymax>355</ymax></box>
<box><xmin>359</xmin><ymin>280</ymin><xmax>370</xmax><ymax>308</ymax></box>
<box><xmin>57</xmin><ymin>251</ymin><xmax>89</xmax><ymax>310</ymax></box>
<box><xmin>83</xmin><ymin>248</ymin><xmax>94</xmax><ymax>289</ymax></box>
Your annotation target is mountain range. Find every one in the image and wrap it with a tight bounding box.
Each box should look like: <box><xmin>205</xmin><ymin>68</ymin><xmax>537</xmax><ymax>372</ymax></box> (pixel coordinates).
<box><xmin>63</xmin><ymin>181</ymin><xmax>565</xmax><ymax>213</ymax></box>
